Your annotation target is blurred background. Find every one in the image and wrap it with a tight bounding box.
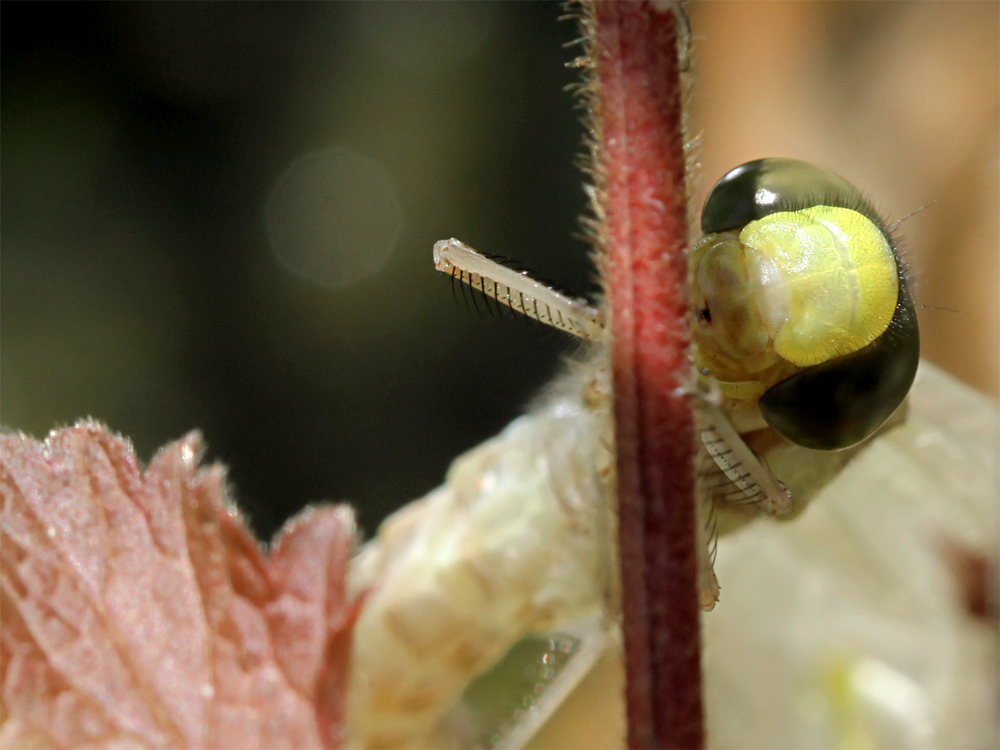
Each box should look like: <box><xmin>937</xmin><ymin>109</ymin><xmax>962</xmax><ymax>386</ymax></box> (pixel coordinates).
<box><xmin>3</xmin><ymin>1</ymin><xmax>997</xmax><ymax>542</ymax></box>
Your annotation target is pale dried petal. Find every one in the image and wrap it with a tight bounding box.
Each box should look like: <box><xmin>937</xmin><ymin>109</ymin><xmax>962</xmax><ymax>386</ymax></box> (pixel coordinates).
<box><xmin>0</xmin><ymin>421</ymin><xmax>357</xmax><ymax>749</ymax></box>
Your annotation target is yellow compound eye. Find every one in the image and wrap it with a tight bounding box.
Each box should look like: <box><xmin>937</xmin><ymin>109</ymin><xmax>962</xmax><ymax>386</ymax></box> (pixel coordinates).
<box><xmin>739</xmin><ymin>205</ymin><xmax>899</xmax><ymax>367</ymax></box>
<box><xmin>692</xmin><ymin>158</ymin><xmax>920</xmax><ymax>450</ymax></box>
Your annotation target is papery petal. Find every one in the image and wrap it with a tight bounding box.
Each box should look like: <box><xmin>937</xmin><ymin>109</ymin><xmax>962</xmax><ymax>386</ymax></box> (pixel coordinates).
<box><xmin>1</xmin><ymin>422</ymin><xmax>358</xmax><ymax>749</ymax></box>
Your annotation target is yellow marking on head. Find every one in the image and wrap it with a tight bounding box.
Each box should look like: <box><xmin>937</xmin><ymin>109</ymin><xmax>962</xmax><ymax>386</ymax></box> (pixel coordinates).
<box><xmin>740</xmin><ymin>206</ymin><xmax>899</xmax><ymax>367</ymax></box>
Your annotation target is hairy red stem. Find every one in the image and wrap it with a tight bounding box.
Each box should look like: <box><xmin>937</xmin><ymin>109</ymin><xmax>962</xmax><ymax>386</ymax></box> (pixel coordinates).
<box><xmin>593</xmin><ymin>2</ymin><xmax>703</xmax><ymax>748</ymax></box>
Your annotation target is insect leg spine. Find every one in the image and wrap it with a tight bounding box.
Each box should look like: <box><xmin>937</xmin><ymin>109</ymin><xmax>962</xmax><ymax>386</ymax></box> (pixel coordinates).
<box><xmin>433</xmin><ymin>239</ymin><xmax>605</xmax><ymax>341</ymax></box>
<box><xmin>699</xmin><ymin>401</ymin><xmax>793</xmax><ymax>516</ymax></box>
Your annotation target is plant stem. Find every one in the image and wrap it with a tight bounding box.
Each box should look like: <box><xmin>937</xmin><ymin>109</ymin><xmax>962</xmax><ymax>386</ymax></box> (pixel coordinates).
<box><xmin>588</xmin><ymin>2</ymin><xmax>704</xmax><ymax>747</ymax></box>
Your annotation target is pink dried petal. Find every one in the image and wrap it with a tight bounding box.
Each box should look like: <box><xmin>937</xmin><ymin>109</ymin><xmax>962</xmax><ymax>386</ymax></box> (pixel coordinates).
<box><xmin>1</xmin><ymin>421</ymin><xmax>358</xmax><ymax>749</ymax></box>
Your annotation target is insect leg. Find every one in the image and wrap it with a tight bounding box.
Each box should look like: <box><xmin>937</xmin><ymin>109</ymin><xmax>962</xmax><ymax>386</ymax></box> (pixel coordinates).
<box><xmin>699</xmin><ymin>401</ymin><xmax>793</xmax><ymax>516</ymax></box>
<box><xmin>695</xmin><ymin>474</ymin><xmax>721</xmax><ymax>611</ymax></box>
<box><xmin>433</xmin><ymin>238</ymin><xmax>606</xmax><ymax>341</ymax></box>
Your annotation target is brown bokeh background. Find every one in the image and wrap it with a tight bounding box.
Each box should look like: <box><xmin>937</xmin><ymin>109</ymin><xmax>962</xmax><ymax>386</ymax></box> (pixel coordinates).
<box><xmin>3</xmin><ymin>2</ymin><xmax>997</xmax><ymax>540</ymax></box>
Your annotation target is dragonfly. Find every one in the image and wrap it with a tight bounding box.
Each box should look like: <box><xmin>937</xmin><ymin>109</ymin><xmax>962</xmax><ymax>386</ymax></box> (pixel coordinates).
<box><xmin>346</xmin><ymin>158</ymin><xmax>919</xmax><ymax>748</ymax></box>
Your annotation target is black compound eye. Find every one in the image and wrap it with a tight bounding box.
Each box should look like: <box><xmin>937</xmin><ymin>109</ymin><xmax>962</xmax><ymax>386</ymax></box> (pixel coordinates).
<box><xmin>700</xmin><ymin>157</ymin><xmax>885</xmax><ymax>235</ymax></box>
<box><xmin>758</xmin><ymin>291</ymin><xmax>920</xmax><ymax>450</ymax></box>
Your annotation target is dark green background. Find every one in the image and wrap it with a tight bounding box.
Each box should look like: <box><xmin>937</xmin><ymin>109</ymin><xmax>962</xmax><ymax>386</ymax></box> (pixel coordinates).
<box><xmin>2</xmin><ymin>2</ymin><xmax>595</xmax><ymax>539</ymax></box>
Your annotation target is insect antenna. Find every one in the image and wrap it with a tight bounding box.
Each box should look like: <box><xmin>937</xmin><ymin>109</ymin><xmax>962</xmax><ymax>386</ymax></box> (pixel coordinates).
<box><xmin>915</xmin><ymin>303</ymin><xmax>970</xmax><ymax>316</ymax></box>
<box><xmin>887</xmin><ymin>199</ymin><xmax>940</xmax><ymax>231</ymax></box>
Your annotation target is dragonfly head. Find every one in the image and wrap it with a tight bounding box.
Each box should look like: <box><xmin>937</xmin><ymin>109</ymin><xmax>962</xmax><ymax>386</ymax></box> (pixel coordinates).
<box><xmin>691</xmin><ymin>158</ymin><xmax>920</xmax><ymax>450</ymax></box>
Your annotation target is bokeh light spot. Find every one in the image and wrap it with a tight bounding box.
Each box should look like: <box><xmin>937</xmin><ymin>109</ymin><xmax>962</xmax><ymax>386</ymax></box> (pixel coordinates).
<box><xmin>265</xmin><ymin>146</ymin><xmax>403</xmax><ymax>288</ymax></box>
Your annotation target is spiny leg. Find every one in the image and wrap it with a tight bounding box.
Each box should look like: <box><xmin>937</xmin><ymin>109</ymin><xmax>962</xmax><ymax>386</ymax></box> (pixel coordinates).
<box><xmin>698</xmin><ymin>400</ymin><xmax>792</xmax><ymax>517</ymax></box>
<box><xmin>693</xmin><ymin>399</ymin><xmax>793</xmax><ymax>610</ymax></box>
<box><xmin>433</xmin><ymin>238</ymin><xmax>605</xmax><ymax>342</ymax></box>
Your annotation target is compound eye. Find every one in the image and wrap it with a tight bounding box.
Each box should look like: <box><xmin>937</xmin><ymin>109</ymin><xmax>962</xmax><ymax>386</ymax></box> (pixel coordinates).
<box><xmin>758</xmin><ymin>297</ymin><xmax>919</xmax><ymax>450</ymax></box>
<box><xmin>700</xmin><ymin>157</ymin><xmax>884</xmax><ymax>235</ymax></box>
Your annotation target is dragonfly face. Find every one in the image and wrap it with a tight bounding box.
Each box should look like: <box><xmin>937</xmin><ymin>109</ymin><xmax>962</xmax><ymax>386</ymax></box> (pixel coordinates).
<box><xmin>425</xmin><ymin>159</ymin><xmax>922</xmax><ymax>614</ymax></box>
<box><xmin>691</xmin><ymin>158</ymin><xmax>920</xmax><ymax>450</ymax></box>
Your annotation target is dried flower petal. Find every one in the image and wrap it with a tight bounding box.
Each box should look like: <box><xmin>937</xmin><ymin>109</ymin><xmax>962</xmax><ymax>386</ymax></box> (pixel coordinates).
<box><xmin>1</xmin><ymin>421</ymin><xmax>358</xmax><ymax>749</ymax></box>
